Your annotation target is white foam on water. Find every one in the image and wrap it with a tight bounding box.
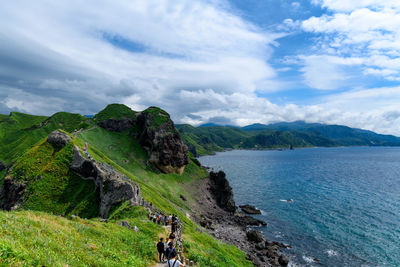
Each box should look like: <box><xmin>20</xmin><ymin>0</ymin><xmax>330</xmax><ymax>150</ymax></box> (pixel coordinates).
<box><xmin>302</xmin><ymin>255</ymin><xmax>315</xmax><ymax>264</ymax></box>
<box><xmin>280</xmin><ymin>199</ymin><xmax>294</xmax><ymax>203</ymax></box>
<box><xmin>325</xmin><ymin>249</ymin><xmax>339</xmax><ymax>257</ymax></box>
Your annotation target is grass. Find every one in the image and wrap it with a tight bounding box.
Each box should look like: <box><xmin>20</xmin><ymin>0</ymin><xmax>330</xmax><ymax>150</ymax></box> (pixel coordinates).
<box><xmin>94</xmin><ymin>104</ymin><xmax>137</xmax><ymax>122</ymax></box>
<box><xmin>0</xmin><ymin>105</ymin><xmax>254</xmax><ymax>266</ymax></box>
<box><xmin>77</xmin><ymin>126</ymin><xmax>253</xmax><ymax>267</ymax></box>
<box><xmin>142</xmin><ymin>107</ymin><xmax>172</xmax><ymax>129</ymax></box>
<box><xmin>0</xmin><ymin>111</ymin><xmax>91</xmax><ymax>165</ymax></box>
<box><xmin>0</xmin><ymin>208</ymin><xmax>160</xmax><ymax>266</ymax></box>
<box><xmin>9</xmin><ymin>139</ymin><xmax>99</xmax><ymax>218</ymax></box>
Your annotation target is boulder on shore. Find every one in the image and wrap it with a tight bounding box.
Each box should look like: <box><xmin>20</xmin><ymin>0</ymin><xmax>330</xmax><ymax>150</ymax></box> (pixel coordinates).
<box><xmin>246</xmin><ymin>230</ymin><xmax>265</xmax><ymax>243</ymax></box>
<box><xmin>239</xmin><ymin>204</ymin><xmax>262</xmax><ymax>214</ymax></box>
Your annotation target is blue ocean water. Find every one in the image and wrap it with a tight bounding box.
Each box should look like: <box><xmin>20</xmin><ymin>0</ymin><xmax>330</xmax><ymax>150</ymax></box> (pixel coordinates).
<box><xmin>199</xmin><ymin>147</ymin><xmax>400</xmax><ymax>267</ymax></box>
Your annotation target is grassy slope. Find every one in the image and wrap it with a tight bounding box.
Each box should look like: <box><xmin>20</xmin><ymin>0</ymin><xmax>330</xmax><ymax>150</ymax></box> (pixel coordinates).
<box><xmin>0</xmin><ymin>106</ymin><xmax>252</xmax><ymax>267</ymax></box>
<box><xmin>94</xmin><ymin>103</ymin><xmax>137</xmax><ymax>122</ymax></box>
<box><xmin>0</xmin><ymin>208</ymin><xmax>159</xmax><ymax>266</ymax></box>
<box><xmin>77</xmin><ymin>126</ymin><xmax>252</xmax><ymax>267</ymax></box>
<box><xmin>9</xmin><ymin>138</ymin><xmax>99</xmax><ymax>218</ymax></box>
<box><xmin>176</xmin><ymin>124</ymin><xmax>338</xmax><ymax>156</ymax></box>
<box><xmin>0</xmin><ymin>111</ymin><xmax>90</xmax><ymax>165</ymax></box>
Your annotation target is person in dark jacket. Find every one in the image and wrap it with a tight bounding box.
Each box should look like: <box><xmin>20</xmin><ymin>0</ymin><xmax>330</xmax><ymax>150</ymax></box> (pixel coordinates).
<box><xmin>157</xmin><ymin>237</ymin><xmax>165</xmax><ymax>262</ymax></box>
<box><xmin>165</xmin><ymin>242</ymin><xmax>176</xmax><ymax>261</ymax></box>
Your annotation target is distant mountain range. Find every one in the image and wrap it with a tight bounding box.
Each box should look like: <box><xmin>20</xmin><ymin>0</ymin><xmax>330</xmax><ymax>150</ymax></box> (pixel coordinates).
<box><xmin>176</xmin><ymin>121</ymin><xmax>400</xmax><ymax>156</ymax></box>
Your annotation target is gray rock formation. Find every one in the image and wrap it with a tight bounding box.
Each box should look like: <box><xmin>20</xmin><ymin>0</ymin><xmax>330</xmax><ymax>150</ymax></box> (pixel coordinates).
<box><xmin>70</xmin><ymin>146</ymin><xmax>141</xmax><ymax>218</ymax></box>
<box><xmin>118</xmin><ymin>220</ymin><xmax>131</xmax><ymax>229</ymax></box>
<box><xmin>0</xmin><ymin>178</ymin><xmax>26</xmax><ymax>211</ymax></box>
<box><xmin>98</xmin><ymin>118</ymin><xmax>135</xmax><ymax>132</ymax></box>
<box><xmin>239</xmin><ymin>204</ymin><xmax>262</xmax><ymax>214</ymax></box>
<box><xmin>0</xmin><ymin>161</ymin><xmax>6</xmax><ymax>172</ymax></box>
<box><xmin>136</xmin><ymin>108</ymin><xmax>189</xmax><ymax>174</ymax></box>
<box><xmin>47</xmin><ymin>130</ymin><xmax>72</xmax><ymax>148</ymax></box>
<box><xmin>246</xmin><ymin>230</ymin><xmax>265</xmax><ymax>243</ymax></box>
<box><xmin>208</xmin><ymin>171</ymin><xmax>236</xmax><ymax>212</ymax></box>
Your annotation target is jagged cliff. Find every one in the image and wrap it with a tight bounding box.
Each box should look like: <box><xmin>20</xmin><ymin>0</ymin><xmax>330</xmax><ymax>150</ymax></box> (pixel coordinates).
<box><xmin>96</xmin><ymin>105</ymin><xmax>189</xmax><ymax>174</ymax></box>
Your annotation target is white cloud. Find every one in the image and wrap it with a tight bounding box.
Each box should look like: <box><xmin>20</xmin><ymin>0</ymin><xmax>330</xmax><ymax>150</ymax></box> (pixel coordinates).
<box><xmin>300</xmin><ymin>0</ymin><xmax>400</xmax><ymax>87</ymax></box>
<box><xmin>0</xmin><ymin>0</ymin><xmax>282</xmax><ymax>116</ymax></box>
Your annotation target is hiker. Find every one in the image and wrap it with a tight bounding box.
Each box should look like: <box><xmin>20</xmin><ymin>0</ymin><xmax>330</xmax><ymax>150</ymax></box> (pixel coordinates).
<box><xmin>165</xmin><ymin>242</ymin><xmax>176</xmax><ymax>261</ymax></box>
<box><xmin>164</xmin><ymin>238</ymin><xmax>170</xmax><ymax>254</ymax></box>
<box><xmin>157</xmin><ymin>238</ymin><xmax>165</xmax><ymax>263</ymax></box>
<box><xmin>164</xmin><ymin>215</ymin><xmax>169</xmax><ymax>226</ymax></box>
<box><xmin>157</xmin><ymin>214</ymin><xmax>162</xmax><ymax>224</ymax></box>
<box><xmin>171</xmin><ymin>219</ymin><xmax>178</xmax><ymax>232</ymax></box>
<box><xmin>165</xmin><ymin>250</ymin><xmax>185</xmax><ymax>267</ymax></box>
<box><xmin>168</xmin><ymin>232</ymin><xmax>176</xmax><ymax>244</ymax></box>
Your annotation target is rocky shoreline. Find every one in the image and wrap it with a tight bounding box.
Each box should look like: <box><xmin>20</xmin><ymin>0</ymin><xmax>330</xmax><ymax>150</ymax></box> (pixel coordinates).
<box><xmin>188</xmin><ymin>170</ymin><xmax>290</xmax><ymax>267</ymax></box>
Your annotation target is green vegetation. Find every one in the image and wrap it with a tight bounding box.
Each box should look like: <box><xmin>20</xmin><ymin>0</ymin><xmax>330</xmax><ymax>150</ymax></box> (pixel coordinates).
<box><xmin>0</xmin><ymin>104</ymin><xmax>253</xmax><ymax>267</ymax></box>
<box><xmin>94</xmin><ymin>103</ymin><xmax>137</xmax><ymax>122</ymax></box>
<box><xmin>9</xmin><ymin>139</ymin><xmax>99</xmax><ymax>218</ymax></box>
<box><xmin>176</xmin><ymin>121</ymin><xmax>400</xmax><ymax>156</ymax></box>
<box><xmin>142</xmin><ymin>106</ymin><xmax>171</xmax><ymax>129</ymax></box>
<box><xmin>0</xmin><ymin>111</ymin><xmax>90</xmax><ymax>164</ymax></box>
<box><xmin>0</xmin><ymin>208</ymin><xmax>159</xmax><ymax>266</ymax></box>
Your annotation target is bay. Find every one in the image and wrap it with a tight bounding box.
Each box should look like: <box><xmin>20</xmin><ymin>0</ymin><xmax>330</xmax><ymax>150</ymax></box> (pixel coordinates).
<box><xmin>199</xmin><ymin>147</ymin><xmax>400</xmax><ymax>266</ymax></box>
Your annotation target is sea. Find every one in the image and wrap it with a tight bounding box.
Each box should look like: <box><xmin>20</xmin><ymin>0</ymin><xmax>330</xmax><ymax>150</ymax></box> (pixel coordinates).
<box><xmin>199</xmin><ymin>147</ymin><xmax>400</xmax><ymax>267</ymax></box>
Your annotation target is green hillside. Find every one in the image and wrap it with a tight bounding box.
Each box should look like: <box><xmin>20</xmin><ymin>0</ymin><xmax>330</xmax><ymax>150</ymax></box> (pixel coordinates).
<box><xmin>176</xmin><ymin>124</ymin><xmax>336</xmax><ymax>156</ymax></box>
<box><xmin>0</xmin><ymin>111</ymin><xmax>90</xmax><ymax>164</ymax></box>
<box><xmin>0</xmin><ymin>104</ymin><xmax>252</xmax><ymax>267</ymax></box>
<box><xmin>176</xmin><ymin>121</ymin><xmax>400</xmax><ymax>156</ymax></box>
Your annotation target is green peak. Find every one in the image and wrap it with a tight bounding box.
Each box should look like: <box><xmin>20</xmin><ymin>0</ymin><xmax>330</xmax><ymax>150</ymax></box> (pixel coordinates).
<box><xmin>95</xmin><ymin>103</ymin><xmax>137</xmax><ymax>122</ymax></box>
<box><xmin>142</xmin><ymin>106</ymin><xmax>170</xmax><ymax>117</ymax></box>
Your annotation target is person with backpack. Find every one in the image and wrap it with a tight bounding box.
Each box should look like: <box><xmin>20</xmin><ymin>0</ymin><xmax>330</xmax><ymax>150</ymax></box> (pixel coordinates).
<box><xmin>165</xmin><ymin>250</ymin><xmax>185</xmax><ymax>267</ymax></box>
<box><xmin>156</xmin><ymin>237</ymin><xmax>165</xmax><ymax>263</ymax></box>
<box><xmin>165</xmin><ymin>242</ymin><xmax>176</xmax><ymax>261</ymax></box>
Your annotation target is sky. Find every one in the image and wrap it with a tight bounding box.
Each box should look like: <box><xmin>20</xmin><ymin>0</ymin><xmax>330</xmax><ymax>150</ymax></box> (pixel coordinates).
<box><xmin>1</xmin><ymin>0</ymin><xmax>400</xmax><ymax>135</ymax></box>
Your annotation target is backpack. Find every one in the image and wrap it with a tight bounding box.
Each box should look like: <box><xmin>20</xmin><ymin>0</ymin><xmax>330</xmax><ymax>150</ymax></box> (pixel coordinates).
<box><xmin>165</xmin><ymin>247</ymin><xmax>176</xmax><ymax>259</ymax></box>
<box><xmin>167</xmin><ymin>259</ymin><xmax>178</xmax><ymax>267</ymax></box>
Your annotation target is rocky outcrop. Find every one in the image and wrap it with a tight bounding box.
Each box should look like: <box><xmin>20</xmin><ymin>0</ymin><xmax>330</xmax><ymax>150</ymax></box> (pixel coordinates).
<box><xmin>98</xmin><ymin>118</ymin><xmax>135</xmax><ymax>132</ymax></box>
<box><xmin>47</xmin><ymin>130</ymin><xmax>72</xmax><ymax>148</ymax></box>
<box><xmin>0</xmin><ymin>161</ymin><xmax>6</xmax><ymax>172</ymax></box>
<box><xmin>209</xmin><ymin>171</ymin><xmax>236</xmax><ymax>212</ymax></box>
<box><xmin>0</xmin><ymin>178</ymin><xmax>26</xmax><ymax>211</ymax></box>
<box><xmin>246</xmin><ymin>230</ymin><xmax>265</xmax><ymax>243</ymax></box>
<box><xmin>70</xmin><ymin>146</ymin><xmax>141</xmax><ymax>218</ymax></box>
<box><xmin>136</xmin><ymin>108</ymin><xmax>189</xmax><ymax>174</ymax></box>
<box><xmin>239</xmin><ymin>204</ymin><xmax>262</xmax><ymax>214</ymax></box>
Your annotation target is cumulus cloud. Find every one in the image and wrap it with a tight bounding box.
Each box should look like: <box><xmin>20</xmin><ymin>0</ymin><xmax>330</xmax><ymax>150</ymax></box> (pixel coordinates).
<box><xmin>0</xmin><ymin>0</ymin><xmax>281</xmax><ymax>116</ymax></box>
<box><xmin>2</xmin><ymin>0</ymin><xmax>400</xmax><ymax>136</ymax></box>
<box><xmin>300</xmin><ymin>0</ymin><xmax>400</xmax><ymax>85</ymax></box>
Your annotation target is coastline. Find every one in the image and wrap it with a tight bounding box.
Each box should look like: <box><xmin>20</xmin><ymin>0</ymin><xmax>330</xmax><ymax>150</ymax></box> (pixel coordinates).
<box><xmin>186</xmin><ymin>169</ymin><xmax>290</xmax><ymax>267</ymax></box>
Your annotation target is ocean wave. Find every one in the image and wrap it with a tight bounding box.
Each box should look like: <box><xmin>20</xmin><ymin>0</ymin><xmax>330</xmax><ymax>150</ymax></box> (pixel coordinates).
<box><xmin>302</xmin><ymin>255</ymin><xmax>315</xmax><ymax>263</ymax></box>
<box><xmin>280</xmin><ymin>199</ymin><xmax>294</xmax><ymax>203</ymax></box>
<box><xmin>325</xmin><ymin>249</ymin><xmax>339</xmax><ymax>257</ymax></box>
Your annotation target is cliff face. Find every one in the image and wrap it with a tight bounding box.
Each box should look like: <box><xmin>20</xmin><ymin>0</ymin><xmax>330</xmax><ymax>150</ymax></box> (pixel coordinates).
<box><xmin>70</xmin><ymin>145</ymin><xmax>141</xmax><ymax>218</ymax></box>
<box><xmin>136</xmin><ymin>107</ymin><xmax>189</xmax><ymax>174</ymax></box>
<box><xmin>98</xmin><ymin>118</ymin><xmax>135</xmax><ymax>132</ymax></box>
<box><xmin>0</xmin><ymin>130</ymin><xmax>141</xmax><ymax>218</ymax></box>
<box><xmin>209</xmin><ymin>171</ymin><xmax>236</xmax><ymax>212</ymax></box>
<box><xmin>95</xmin><ymin>105</ymin><xmax>189</xmax><ymax>174</ymax></box>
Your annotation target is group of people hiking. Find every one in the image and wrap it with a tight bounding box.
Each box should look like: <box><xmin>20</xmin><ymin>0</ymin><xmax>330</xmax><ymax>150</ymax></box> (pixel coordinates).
<box><xmin>156</xmin><ymin>237</ymin><xmax>184</xmax><ymax>266</ymax></box>
<box><xmin>149</xmin><ymin>213</ymin><xmax>179</xmax><ymax>232</ymax></box>
<box><xmin>154</xmin><ymin>213</ymin><xmax>185</xmax><ymax>266</ymax></box>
